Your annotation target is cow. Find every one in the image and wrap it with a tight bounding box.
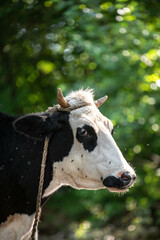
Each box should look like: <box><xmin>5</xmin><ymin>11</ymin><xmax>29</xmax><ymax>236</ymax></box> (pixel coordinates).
<box><xmin>0</xmin><ymin>88</ymin><xmax>136</xmax><ymax>239</ymax></box>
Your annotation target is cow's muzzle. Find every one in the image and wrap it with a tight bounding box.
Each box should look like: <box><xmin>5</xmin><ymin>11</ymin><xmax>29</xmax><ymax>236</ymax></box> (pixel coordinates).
<box><xmin>103</xmin><ymin>171</ymin><xmax>136</xmax><ymax>190</ymax></box>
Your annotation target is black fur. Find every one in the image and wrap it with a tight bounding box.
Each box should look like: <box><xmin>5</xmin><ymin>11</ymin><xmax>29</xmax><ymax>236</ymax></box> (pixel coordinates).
<box><xmin>13</xmin><ymin>112</ymin><xmax>69</xmax><ymax>140</ymax></box>
<box><xmin>76</xmin><ymin>125</ymin><xmax>97</xmax><ymax>152</ymax></box>
<box><xmin>0</xmin><ymin>111</ymin><xmax>73</xmax><ymax>223</ymax></box>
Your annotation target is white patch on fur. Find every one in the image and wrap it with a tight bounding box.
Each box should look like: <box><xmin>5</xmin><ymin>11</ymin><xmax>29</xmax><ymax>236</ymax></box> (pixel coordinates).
<box><xmin>43</xmin><ymin>89</ymin><xmax>135</xmax><ymax>197</ymax></box>
<box><xmin>0</xmin><ymin>213</ymin><xmax>36</xmax><ymax>240</ymax></box>
<box><xmin>66</xmin><ymin>88</ymin><xmax>95</xmax><ymax>108</ymax></box>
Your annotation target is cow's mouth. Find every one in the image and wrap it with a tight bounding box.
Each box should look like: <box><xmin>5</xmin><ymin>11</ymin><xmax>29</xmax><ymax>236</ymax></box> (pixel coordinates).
<box><xmin>102</xmin><ymin>172</ymin><xmax>136</xmax><ymax>192</ymax></box>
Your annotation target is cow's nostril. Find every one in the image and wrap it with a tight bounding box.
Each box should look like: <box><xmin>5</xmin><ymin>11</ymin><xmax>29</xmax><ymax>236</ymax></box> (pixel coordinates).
<box><xmin>119</xmin><ymin>171</ymin><xmax>132</xmax><ymax>186</ymax></box>
<box><xmin>121</xmin><ymin>172</ymin><xmax>131</xmax><ymax>181</ymax></box>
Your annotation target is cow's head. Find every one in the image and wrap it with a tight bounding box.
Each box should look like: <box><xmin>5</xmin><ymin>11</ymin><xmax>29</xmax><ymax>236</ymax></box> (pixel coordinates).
<box><xmin>14</xmin><ymin>89</ymin><xmax>136</xmax><ymax>196</ymax></box>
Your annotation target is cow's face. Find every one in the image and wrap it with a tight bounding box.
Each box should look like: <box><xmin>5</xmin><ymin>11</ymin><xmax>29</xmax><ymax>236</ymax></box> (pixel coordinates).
<box><xmin>13</xmin><ymin>89</ymin><xmax>136</xmax><ymax>197</ymax></box>
<box><xmin>49</xmin><ymin>104</ymin><xmax>136</xmax><ymax>195</ymax></box>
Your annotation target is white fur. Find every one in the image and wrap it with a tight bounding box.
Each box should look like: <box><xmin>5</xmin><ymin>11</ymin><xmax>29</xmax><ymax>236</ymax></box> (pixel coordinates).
<box><xmin>0</xmin><ymin>214</ymin><xmax>36</xmax><ymax>240</ymax></box>
<box><xmin>66</xmin><ymin>88</ymin><xmax>95</xmax><ymax>108</ymax></box>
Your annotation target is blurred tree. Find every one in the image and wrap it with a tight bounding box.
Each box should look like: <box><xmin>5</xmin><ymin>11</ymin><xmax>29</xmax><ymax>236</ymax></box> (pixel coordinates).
<box><xmin>0</xmin><ymin>0</ymin><xmax>160</xmax><ymax>239</ymax></box>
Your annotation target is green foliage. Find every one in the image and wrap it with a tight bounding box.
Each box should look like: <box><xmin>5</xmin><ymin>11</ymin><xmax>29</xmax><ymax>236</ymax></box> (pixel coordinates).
<box><xmin>0</xmin><ymin>0</ymin><xmax>160</xmax><ymax>238</ymax></box>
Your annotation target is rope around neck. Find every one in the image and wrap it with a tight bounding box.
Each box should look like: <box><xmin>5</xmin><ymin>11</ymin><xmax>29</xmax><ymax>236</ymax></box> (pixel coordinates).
<box><xmin>29</xmin><ymin>137</ymin><xmax>50</xmax><ymax>240</ymax></box>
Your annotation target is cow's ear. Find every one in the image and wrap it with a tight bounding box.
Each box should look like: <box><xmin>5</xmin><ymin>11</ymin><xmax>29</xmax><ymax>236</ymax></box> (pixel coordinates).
<box><xmin>13</xmin><ymin>112</ymin><xmax>69</xmax><ymax>140</ymax></box>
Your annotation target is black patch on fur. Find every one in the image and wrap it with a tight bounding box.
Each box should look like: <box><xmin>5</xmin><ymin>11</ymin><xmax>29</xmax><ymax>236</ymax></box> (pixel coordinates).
<box><xmin>48</xmin><ymin>112</ymin><xmax>74</xmax><ymax>163</ymax></box>
<box><xmin>13</xmin><ymin>111</ymin><xmax>71</xmax><ymax>140</ymax></box>
<box><xmin>0</xmin><ymin>111</ymin><xmax>73</xmax><ymax>223</ymax></box>
<box><xmin>76</xmin><ymin>125</ymin><xmax>97</xmax><ymax>152</ymax></box>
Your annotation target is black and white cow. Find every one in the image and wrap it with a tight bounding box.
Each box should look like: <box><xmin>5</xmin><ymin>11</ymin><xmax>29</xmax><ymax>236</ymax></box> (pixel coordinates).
<box><xmin>0</xmin><ymin>89</ymin><xmax>136</xmax><ymax>239</ymax></box>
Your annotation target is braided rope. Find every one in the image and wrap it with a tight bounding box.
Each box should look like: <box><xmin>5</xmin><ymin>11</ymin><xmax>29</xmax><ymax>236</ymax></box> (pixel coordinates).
<box><xmin>30</xmin><ymin>137</ymin><xmax>50</xmax><ymax>240</ymax></box>
<box><xmin>46</xmin><ymin>103</ymin><xmax>87</xmax><ymax>115</ymax></box>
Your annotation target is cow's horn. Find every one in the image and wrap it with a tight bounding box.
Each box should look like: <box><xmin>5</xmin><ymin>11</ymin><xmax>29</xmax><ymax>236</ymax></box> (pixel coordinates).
<box><xmin>95</xmin><ymin>95</ymin><xmax>108</xmax><ymax>108</ymax></box>
<box><xmin>57</xmin><ymin>88</ymin><xmax>70</xmax><ymax>108</ymax></box>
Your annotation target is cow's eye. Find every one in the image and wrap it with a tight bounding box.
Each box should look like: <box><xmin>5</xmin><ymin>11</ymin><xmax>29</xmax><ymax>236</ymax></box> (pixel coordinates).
<box><xmin>76</xmin><ymin>125</ymin><xmax>97</xmax><ymax>152</ymax></box>
<box><xmin>80</xmin><ymin>128</ymin><xmax>88</xmax><ymax>136</ymax></box>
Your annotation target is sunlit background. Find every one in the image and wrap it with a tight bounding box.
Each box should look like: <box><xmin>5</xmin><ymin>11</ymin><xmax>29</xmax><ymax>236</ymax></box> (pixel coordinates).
<box><xmin>0</xmin><ymin>0</ymin><xmax>160</xmax><ymax>239</ymax></box>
